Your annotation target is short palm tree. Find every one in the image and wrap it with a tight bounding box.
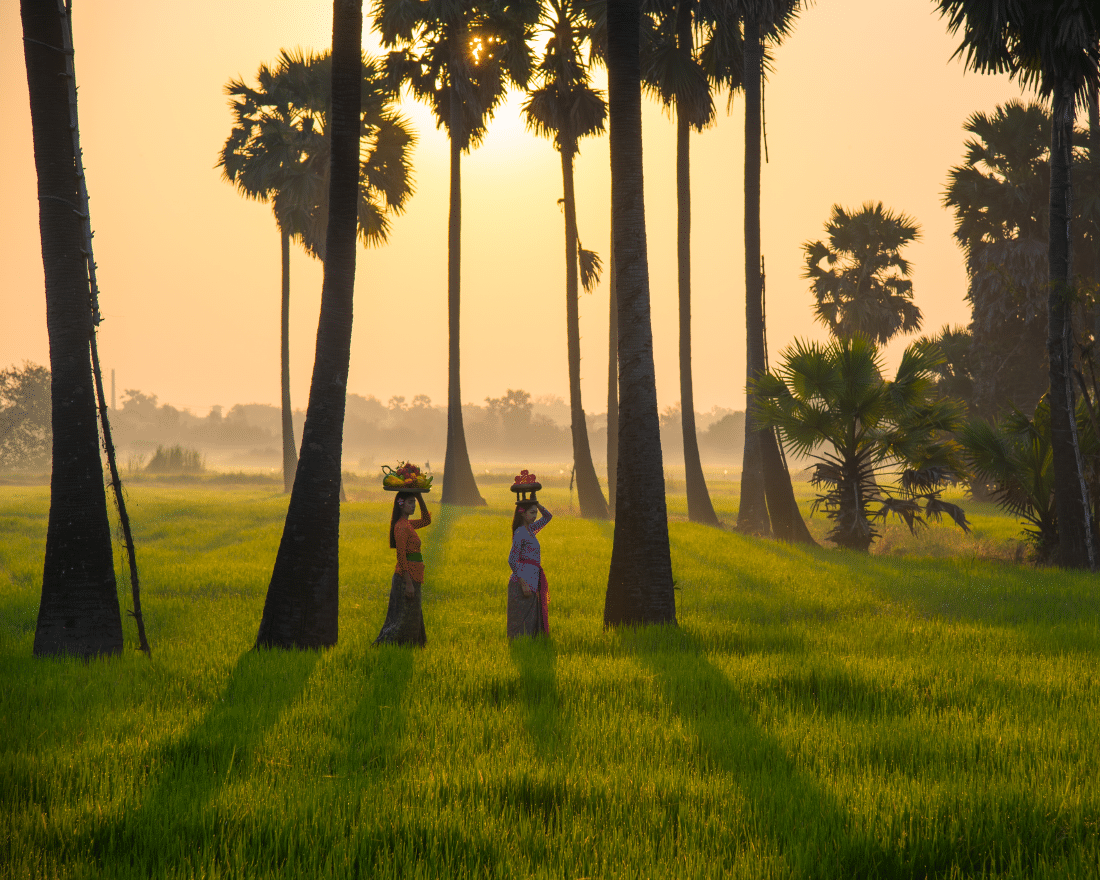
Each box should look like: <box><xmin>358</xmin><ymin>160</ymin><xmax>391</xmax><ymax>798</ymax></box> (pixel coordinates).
<box><xmin>523</xmin><ymin>0</ymin><xmax>609</xmax><ymax>519</ymax></box>
<box><xmin>754</xmin><ymin>336</ymin><xmax>969</xmax><ymax>551</ymax></box>
<box><xmin>220</xmin><ymin>49</ymin><xmax>415</xmax><ymax>493</ymax></box>
<box><xmin>803</xmin><ymin>202</ymin><xmax>923</xmax><ymax>346</ymax></box>
<box><xmin>373</xmin><ymin>0</ymin><xmax>538</xmax><ymax>506</ymax></box>
<box><xmin>959</xmin><ymin>403</ymin><xmax>1058</xmax><ymax>561</ymax></box>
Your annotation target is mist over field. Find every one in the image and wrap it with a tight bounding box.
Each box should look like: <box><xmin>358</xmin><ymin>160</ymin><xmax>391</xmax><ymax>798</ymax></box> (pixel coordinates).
<box><xmin>100</xmin><ymin>387</ymin><xmax>748</xmax><ymax>474</ymax></box>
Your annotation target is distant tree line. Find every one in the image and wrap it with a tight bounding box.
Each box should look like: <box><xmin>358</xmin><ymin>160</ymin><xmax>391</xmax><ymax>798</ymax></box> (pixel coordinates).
<box><xmin>0</xmin><ymin>370</ymin><xmax>747</xmax><ymax>473</ymax></box>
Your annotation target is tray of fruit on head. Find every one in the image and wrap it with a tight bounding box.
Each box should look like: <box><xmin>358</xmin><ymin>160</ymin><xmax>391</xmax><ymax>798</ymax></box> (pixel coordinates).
<box><xmin>382</xmin><ymin>462</ymin><xmax>432</xmax><ymax>491</ymax></box>
<box><xmin>509</xmin><ymin>469</ymin><xmax>541</xmax><ymax>494</ymax></box>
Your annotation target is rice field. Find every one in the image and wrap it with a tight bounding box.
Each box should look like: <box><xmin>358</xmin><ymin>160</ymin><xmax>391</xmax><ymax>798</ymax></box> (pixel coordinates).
<box><xmin>0</xmin><ymin>478</ymin><xmax>1097</xmax><ymax>878</ymax></box>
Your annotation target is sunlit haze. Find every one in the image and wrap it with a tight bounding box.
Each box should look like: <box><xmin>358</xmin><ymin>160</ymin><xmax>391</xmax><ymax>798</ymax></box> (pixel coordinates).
<box><xmin>1</xmin><ymin>0</ymin><xmax>1024</xmax><ymax>419</ymax></box>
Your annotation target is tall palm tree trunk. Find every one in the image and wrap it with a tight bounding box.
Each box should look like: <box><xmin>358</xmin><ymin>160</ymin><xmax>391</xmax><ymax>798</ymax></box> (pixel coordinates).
<box><xmin>737</xmin><ymin>16</ymin><xmax>770</xmax><ymax>536</ymax></box>
<box><xmin>280</xmin><ymin>227</ymin><xmax>297</xmax><ymax>494</ymax></box>
<box><xmin>562</xmin><ymin>141</ymin><xmax>609</xmax><ymax>519</ymax></box>
<box><xmin>256</xmin><ymin>0</ymin><xmax>364</xmax><ymax>648</ymax></box>
<box><xmin>23</xmin><ymin>0</ymin><xmax>123</xmax><ymax>658</ymax></box>
<box><xmin>441</xmin><ymin>100</ymin><xmax>485</xmax><ymax>506</ymax></box>
<box><xmin>604</xmin><ymin>0</ymin><xmax>676</xmax><ymax>627</ymax></box>
<box><xmin>676</xmin><ymin>111</ymin><xmax>719</xmax><ymax>526</ymax></box>
<box><xmin>607</xmin><ymin>211</ymin><xmax>618</xmax><ymax>509</ymax></box>
<box><xmin>1048</xmin><ymin>80</ymin><xmax>1094</xmax><ymax>569</ymax></box>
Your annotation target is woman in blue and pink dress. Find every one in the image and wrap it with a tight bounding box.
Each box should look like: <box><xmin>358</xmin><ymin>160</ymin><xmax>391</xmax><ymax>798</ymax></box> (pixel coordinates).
<box><xmin>507</xmin><ymin>498</ymin><xmax>553</xmax><ymax>639</ymax></box>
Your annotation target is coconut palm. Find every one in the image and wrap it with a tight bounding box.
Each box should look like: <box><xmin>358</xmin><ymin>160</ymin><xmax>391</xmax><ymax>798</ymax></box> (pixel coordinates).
<box><xmin>640</xmin><ymin>0</ymin><xmax>741</xmax><ymax>526</ymax></box>
<box><xmin>603</xmin><ymin>0</ymin><xmax>676</xmax><ymax>626</ymax></box>
<box><xmin>937</xmin><ymin>0</ymin><xmax>1100</xmax><ymax>568</ymax></box>
<box><xmin>754</xmin><ymin>336</ymin><xmax>970</xmax><ymax>551</ymax></box>
<box><xmin>256</xmin><ymin>0</ymin><xmax>371</xmax><ymax>649</ymax></box>
<box><xmin>523</xmin><ymin>0</ymin><xmax>609</xmax><ymax>519</ymax></box>
<box><xmin>220</xmin><ymin>49</ymin><xmax>415</xmax><ymax>494</ymax></box>
<box><xmin>22</xmin><ymin>0</ymin><xmax>124</xmax><ymax>657</ymax></box>
<box><xmin>373</xmin><ymin>0</ymin><xmax>538</xmax><ymax>506</ymax></box>
<box><xmin>735</xmin><ymin>0</ymin><xmax>815</xmax><ymax>544</ymax></box>
<box><xmin>803</xmin><ymin>201</ymin><xmax>923</xmax><ymax>345</ymax></box>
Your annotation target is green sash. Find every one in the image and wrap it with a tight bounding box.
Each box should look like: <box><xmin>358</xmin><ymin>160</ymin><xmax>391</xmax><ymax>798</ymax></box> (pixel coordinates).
<box><xmin>404</xmin><ymin>551</ymin><xmax>423</xmax><ymax>562</ymax></box>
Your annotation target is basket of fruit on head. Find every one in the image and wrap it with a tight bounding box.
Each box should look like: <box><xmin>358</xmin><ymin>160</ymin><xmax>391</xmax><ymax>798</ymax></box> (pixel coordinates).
<box><xmin>382</xmin><ymin>462</ymin><xmax>432</xmax><ymax>491</ymax></box>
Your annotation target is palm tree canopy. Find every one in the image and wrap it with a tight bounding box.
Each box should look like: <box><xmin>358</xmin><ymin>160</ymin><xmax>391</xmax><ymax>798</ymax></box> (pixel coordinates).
<box><xmin>219</xmin><ymin>48</ymin><xmax>415</xmax><ymax>260</ymax></box>
<box><xmin>522</xmin><ymin>0</ymin><xmax>607</xmax><ymax>155</ymax></box>
<box><xmin>803</xmin><ymin>201</ymin><xmax>923</xmax><ymax>345</ymax></box>
<box><xmin>944</xmin><ymin>100</ymin><xmax>1050</xmax><ymax>254</ymax></box>
<box><xmin>753</xmin><ymin>335</ymin><xmax>964</xmax><ymax>462</ymax></box>
<box><xmin>373</xmin><ymin>0</ymin><xmax>537</xmax><ymax>152</ymax></box>
<box><xmin>936</xmin><ymin>0</ymin><xmax>1100</xmax><ymax>106</ymax></box>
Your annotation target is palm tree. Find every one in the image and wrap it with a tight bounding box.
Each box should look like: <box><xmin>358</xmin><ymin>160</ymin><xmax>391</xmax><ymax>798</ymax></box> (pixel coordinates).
<box><xmin>22</xmin><ymin>0</ymin><xmax>124</xmax><ymax>657</ymax></box>
<box><xmin>802</xmin><ymin>201</ymin><xmax>924</xmax><ymax>345</ymax></box>
<box><xmin>373</xmin><ymin>0</ymin><xmax>538</xmax><ymax>506</ymax></box>
<box><xmin>944</xmin><ymin>101</ymin><xmax>1051</xmax><ymax>420</ymax></box>
<box><xmin>937</xmin><ymin>0</ymin><xmax>1100</xmax><ymax>569</ymax></box>
<box><xmin>523</xmin><ymin>0</ymin><xmax>609</xmax><ymax>519</ymax></box>
<box><xmin>755</xmin><ymin>336</ymin><xmax>969</xmax><ymax>551</ymax></box>
<box><xmin>736</xmin><ymin>0</ymin><xmax>815</xmax><ymax>544</ymax></box>
<box><xmin>256</xmin><ymin>0</ymin><xmax>370</xmax><ymax>649</ymax></box>
<box><xmin>943</xmin><ymin>101</ymin><xmax>1100</xmax><ymax>420</ymax></box>
<box><xmin>603</xmin><ymin>0</ymin><xmax>676</xmax><ymax>626</ymax></box>
<box><xmin>219</xmin><ymin>49</ymin><xmax>415</xmax><ymax>494</ymax></box>
<box><xmin>641</xmin><ymin>0</ymin><xmax>741</xmax><ymax>526</ymax></box>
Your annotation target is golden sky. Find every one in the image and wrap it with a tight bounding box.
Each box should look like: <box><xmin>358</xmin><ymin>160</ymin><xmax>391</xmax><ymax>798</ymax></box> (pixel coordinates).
<box><xmin>1</xmin><ymin>0</ymin><xmax>1024</xmax><ymax>417</ymax></box>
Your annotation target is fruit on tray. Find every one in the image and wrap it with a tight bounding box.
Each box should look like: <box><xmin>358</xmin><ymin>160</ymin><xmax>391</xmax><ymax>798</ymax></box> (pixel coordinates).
<box><xmin>383</xmin><ymin>462</ymin><xmax>432</xmax><ymax>489</ymax></box>
<box><xmin>513</xmin><ymin>469</ymin><xmax>537</xmax><ymax>484</ymax></box>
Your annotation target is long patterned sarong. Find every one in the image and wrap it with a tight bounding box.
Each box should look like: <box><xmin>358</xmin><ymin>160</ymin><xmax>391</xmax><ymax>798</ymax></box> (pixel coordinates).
<box><xmin>507</xmin><ymin>557</ymin><xmax>549</xmax><ymax>639</ymax></box>
<box><xmin>373</xmin><ymin>573</ymin><xmax>426</xmax><ymax>646</ymax></box>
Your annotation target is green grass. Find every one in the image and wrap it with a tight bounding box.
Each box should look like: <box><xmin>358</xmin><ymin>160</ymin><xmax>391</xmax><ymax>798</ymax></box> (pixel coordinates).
<box><xmin>1</xmin><ymin>481</ymin><xmax>1097</xmax><ymax>878</ymax></box>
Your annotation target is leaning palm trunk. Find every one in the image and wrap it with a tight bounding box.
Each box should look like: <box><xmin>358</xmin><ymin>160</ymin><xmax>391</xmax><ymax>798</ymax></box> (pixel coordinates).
<box><xmin>604</xmin><ymin>0</ymin><xmax>675</xmax><ymax>627</ymax></box>
<box><xmin>735</xmin><ymin>16</ymin><xmax>813</xmax><ymax>545</ymax></box>
<box><xmin>257</xmin><ymin>0</ymin><xmax>363</xmax><ymax>648</ymax></box>
<box><xmin>23</xmin><ymin>0</ymin><xmax>123</xmax><ymax>658</ymax></box>
<box><xmin>280</xmin><ymin>227</ymin><xmax>297</xmax><ymax>494</ymax></box>
<box><xmin>1047</xmin><ymin>80</ymin><xmax>1094</xmax><ymax>569</ymax></box>
<box><xmin>607</xmin><ymin>209</ymin><xmax>618</xmax><ymax>509</ymax></box>
<box><xmin>677</xmin><ymin>111</ymin><xmax>719</xmax><ymax>526</ymax></box>
<box><xmin>441</xmin><ymin>99</ymin><xmax>486</xmax><ymax>507</ymax></box>
<box><xmin>737</xmin><ymin>16</ymin><xmax>770</xmax><ymax>536</ymax></box>
<box><xmin>562</xmin><ymin>139</ymin><xmax>609</xmax><ymax>519</ymax></box>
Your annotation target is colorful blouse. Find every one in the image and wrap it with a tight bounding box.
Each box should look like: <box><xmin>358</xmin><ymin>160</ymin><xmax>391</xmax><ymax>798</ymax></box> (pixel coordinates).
<box><xmin>509</xmin><ymin>506</ymin><xmax>552</xmax><ymax>591</ymax></box>
<box><xmin>394</xmin><ymin>510</ymin><xmax>431</xmax><ymax>583</ymax></box>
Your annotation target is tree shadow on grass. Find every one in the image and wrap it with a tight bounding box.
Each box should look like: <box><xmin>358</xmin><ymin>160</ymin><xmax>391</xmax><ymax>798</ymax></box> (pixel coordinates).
<box><xmin>621</xmin><ymin>625</ymin><xmax>1074</xmax><ymax>879</ymax></box>
<box><xmin>75</xmin><ymin>646</ymin><xmax>321</xmax><ymax>874</ymax></box>
<box><xmin>509</xmin><ymin>635</ymin><xmax>561</xmax><ymax>757</ymax></box>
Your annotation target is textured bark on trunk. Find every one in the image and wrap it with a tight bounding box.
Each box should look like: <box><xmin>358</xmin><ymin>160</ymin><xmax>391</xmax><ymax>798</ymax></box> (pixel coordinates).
<box><xmin>441</xmin><ymin>97</ymin><xmax>485</xmax><ymax>506</ymax></box>
<box><xmin>256</xmin><ymin>0</ymin><xmax>364</xmax><ymax>648</ymax></box>
<box><xmin>280</xmin><ymin>227</ymin><xmax>297</xmax><ymax>494</ymax></box>
<box><xmin>676</xmin><ymin>110</ymin><xmax>719</xmax><ymax>526</ymax></box>
<box><xmin>1047</xmin><ymin>81</ymin><xmax>1094</xmax><ymax>569</ymax></box>
<box><xmin>604</xmin><ymin>0</ymin><xmax>676</xmax><ymax>627</ymax></box>
<box><xmin>737</xmin><ymin>17</ymin><xmax>770</xmax><ymax>536</ymax></box>
<box><xmin>607</xmin><ymin>210</ymin><xmax>618</xmax><ymax>509</ymax></box>
<box><xmin>562</xmin><ymin>140</ymin><xmax>609</xmax><ymax>519</ymax></box>
<box><xmin>24</xmin><ymin>0</ymin><xmax>123</xmax><ymax>658</ymax></box>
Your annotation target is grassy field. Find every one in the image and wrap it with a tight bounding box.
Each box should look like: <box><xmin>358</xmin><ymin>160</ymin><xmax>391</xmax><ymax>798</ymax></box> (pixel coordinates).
<box><xmin>1</xmin><ymin>478</ymin><xmax>1098</xmax><ymax>878</ymax></box>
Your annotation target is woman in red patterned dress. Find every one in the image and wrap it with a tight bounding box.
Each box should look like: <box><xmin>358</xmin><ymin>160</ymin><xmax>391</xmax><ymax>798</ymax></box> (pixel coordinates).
<box><xmin>374</xmin><ymin>492</ymin><xmax>431</xmax><ymax>646</ymax></box>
